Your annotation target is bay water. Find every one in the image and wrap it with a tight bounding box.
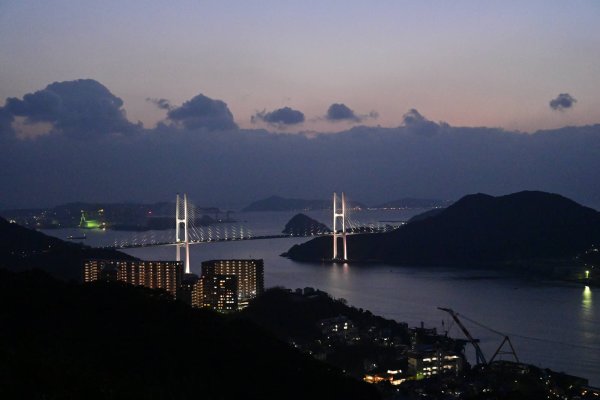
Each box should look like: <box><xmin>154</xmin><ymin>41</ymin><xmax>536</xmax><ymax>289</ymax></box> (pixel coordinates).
<box><xmin>45</xmin><ymin>208</ymin><xmax>600</xmax><ymax>385</ymax></box>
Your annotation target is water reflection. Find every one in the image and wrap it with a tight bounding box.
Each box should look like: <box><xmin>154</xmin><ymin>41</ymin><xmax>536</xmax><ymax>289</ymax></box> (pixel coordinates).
<box><xmin>582</xmin><ymin>286</ymin><xmax>593</xmax><ymax>317</ymax></box>
<box><xmin>329</xmin><ymin>263</ymin><xmax>351</xmax><ymax>286</ymax></box>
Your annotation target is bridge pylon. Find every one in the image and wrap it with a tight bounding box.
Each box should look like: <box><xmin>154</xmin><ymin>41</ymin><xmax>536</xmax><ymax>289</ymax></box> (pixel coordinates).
<box><xmin>332</xmin><ymin>192</ymin><xmax>348</xmax><ymax>261</ymax></box>
<box><xmin>175</xmin><ymin>193</ymin><xmax>191</xmax><ymax>274</ymax></box>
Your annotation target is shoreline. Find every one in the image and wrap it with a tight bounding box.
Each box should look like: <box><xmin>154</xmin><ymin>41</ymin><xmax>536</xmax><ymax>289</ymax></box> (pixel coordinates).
<box><xmin>281</xmin><ymin>254</ymin><xmax>600</xmax><ymax>288</ymax></box>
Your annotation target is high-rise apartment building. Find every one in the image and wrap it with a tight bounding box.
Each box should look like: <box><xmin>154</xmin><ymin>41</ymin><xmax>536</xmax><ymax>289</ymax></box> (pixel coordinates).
<box><xmin>83</xmin><ymin>259</ymin><xmax>183</xmax><ymax>298</ymax></box>
<box><xmin>192</xmin><ymin>274</ymin><xmax>238</xmax><ymax>312</ymax></box>
<box><xmin>201</xmin><ymin>259</ymin><xmax>264</xmax><ymax>307</ymax></box>
<box><xmin>179</xmin><ymin>273</ymin><xmax>200</xmax><ymax>306</ymax></box>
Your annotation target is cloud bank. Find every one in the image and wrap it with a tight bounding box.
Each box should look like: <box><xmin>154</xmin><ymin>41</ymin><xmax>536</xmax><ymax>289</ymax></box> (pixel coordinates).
<box><xmin>402</xmin><ymin>108</ymin><xmax>446</xmax><ymax>136</ymax></box>
<box><xmin>1</xmin><ymin>79</ymin><xmax>600</xmax><ymax>210</ymax></box>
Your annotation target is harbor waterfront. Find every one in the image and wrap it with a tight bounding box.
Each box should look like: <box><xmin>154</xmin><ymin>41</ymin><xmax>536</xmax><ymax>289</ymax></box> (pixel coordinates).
<box><xmin>44</xmin><ymin>209</ymin><xmax>600</xmax><ymax>386</ymax></box>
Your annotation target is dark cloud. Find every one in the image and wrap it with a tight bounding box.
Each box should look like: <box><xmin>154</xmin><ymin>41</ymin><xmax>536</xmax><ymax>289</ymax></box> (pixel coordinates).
<box><xmin>4</xmin><ymin>120</ymin><xmax>600</xmax><ymax>210</ymax></box>
<box><xmin>549</xmin><ymin>93</ymin><xmax>577</xmax><ymax>111</ymax></box>
<box><xmin>167</xmin><ymin>94</ymin><xmax>238</xmax><ymax>131</ymax></box>
<box><xmin>146</xmin><ymin>97</ymin><xmax>172</xmax><ymax>110</ymax></box>
<box><xmin>325</xmin><ymin>103</ymin><xmax>378</xmax><ymax>123</ymax></box>
<box><xmin>251</xmin><ymin>107</ymin><xmax>305</xmax><ymax>126</ymax></box>
<box><xmin>2</xmin><ymin>79</ymin><xmax>139</xmax><ymax>139</ymax></box>
<box><xmin>326</xmin><ymin>103</ymin><xmax>360</xmax><ymax>122</ymax></box>
<box><xmin>402</xmin><ymin>108</ymin><xmax>443</xmax><ymax>136</ymax></box>
<box><xmin>0</xmin><ymin>107</ymin><xmax>14</xmax><ymax>136</ymax></box>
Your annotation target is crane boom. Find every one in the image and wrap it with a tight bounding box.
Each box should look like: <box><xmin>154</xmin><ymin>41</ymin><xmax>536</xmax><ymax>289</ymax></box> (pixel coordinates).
<box><xmin>438</xmin><ymin>307</ymin><xmax>487</xmax><ymax>365</ymax></box>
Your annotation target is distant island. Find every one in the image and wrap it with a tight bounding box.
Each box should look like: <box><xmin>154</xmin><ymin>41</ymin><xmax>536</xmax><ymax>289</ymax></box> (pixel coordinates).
<box><xmin>243</xmin><ymin>195</ymin><xmax>365</xmax><ymax>212</ymax></box>
<box><xmin>243</xmin><ymin>195</ymin><xmax>451</xmax><ymax>212</ymax></box>
<box><xmin>282</xmin><ymin>213</ymin><xmax>330</xmax><ymax>236</ymax></box>
<box><xmin>0</xmin><ymin>202</ymin><xmax>233</xmax><ymax>231</ymax></box>
<box><xmin>285</xmin><ymin>191</ymin><xmax>600</xmax><ymax>279</ymax></box>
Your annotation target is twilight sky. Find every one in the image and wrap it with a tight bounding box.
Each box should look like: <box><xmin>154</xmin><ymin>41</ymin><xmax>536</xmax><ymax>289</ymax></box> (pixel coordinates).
<box><xmin>1</xmin><ymin>1</ymin><xmax>600</xmax><ymax>133</ymax></box>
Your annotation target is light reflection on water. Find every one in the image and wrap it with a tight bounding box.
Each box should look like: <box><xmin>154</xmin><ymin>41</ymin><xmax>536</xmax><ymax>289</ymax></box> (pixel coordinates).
<box><xmin>581</xmin><ymin>286</ymin><xmax>595</xmax><ymax>343</ymax></box>
<box><xmin>583</xmin><ymin>286</ymin><xmax>593</xmax><ymax>313</ymax></box>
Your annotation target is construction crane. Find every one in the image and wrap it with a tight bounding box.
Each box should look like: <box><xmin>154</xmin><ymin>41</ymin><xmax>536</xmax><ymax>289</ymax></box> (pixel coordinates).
<box><xmin>438</xmin><ymin>307</ymin><xmax>519</xmax><ymax>366</ymax></box>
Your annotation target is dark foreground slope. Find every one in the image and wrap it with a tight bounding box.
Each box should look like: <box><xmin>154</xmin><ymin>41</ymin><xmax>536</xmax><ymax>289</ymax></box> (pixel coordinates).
<box><xmin>0</xmin><ymin>217</ymin><xmax>133</xmax><ymax>281</ymax></box>
<box><xmin>240</xmin><ymin>287</ymin><xmax>409</xmax><ymax>345</ymax></box>
<box><xmin>0</xmin><ymin>269</ymin><xmax>379</xmax><ymax>400</ymax></box>
<box><xmin>286</xmin><ymin>191</ymin><xmax>600</xmax><ymax>269</ymax></box>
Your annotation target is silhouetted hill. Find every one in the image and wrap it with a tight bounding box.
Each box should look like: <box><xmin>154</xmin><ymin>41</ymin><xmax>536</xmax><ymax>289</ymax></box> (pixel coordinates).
<box><xmin>239</xmin><ymin>288</ymin><xmax>417</xmax><ymax>381</ymax></box>
<box><xmin>241</xmin><ymin>287</ymin><xmax>409</xmax><ymax>344</ymax></box>
<box><xmin>0</xmin><ymin>269</ymin><xmax>379</xmax><ymax>400</ymax></box>
<box><xmin>375</xmin><ymin>197</ymin><xmax>450</xmax><ymax>209</ymax></box>
<box><xmin>407</xmin><ymin>207</ymin><xmax>445</xmax><ymax>222</ymax></box>
<box><xmin>282</xmin><ymin>213</ymin><xmax>330</xmax><ymax>235</ymax></box>
<box><xmin>0</xmin><ymin>217</ymin><xmax>133</xmax><ymax>281</ymax></box>
<box><xmin>243</xmin><ymin>195</ymin><xmax>365</xmax><ymax>212</ymax></box>
<box><xmin>286</xmin><ymin>191</ymin><xmax>600</xmax><ymax>270</ymax></box>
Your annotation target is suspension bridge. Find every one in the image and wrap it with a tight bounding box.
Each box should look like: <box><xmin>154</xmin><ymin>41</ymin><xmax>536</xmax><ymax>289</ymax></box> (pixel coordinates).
<box><xmin>105</xmin><ymin>192</ymin><xmax>402</xmax><ymax>272</ymax></box>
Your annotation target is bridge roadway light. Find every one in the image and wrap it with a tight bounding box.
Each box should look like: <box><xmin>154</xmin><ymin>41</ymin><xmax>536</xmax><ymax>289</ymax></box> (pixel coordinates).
<box><xmin>585</xmin><ymin>270</ymin><xmax>590</xmax><ymax>279</ymax></box>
